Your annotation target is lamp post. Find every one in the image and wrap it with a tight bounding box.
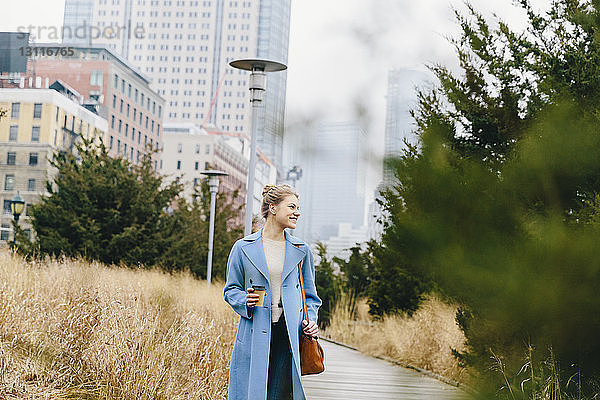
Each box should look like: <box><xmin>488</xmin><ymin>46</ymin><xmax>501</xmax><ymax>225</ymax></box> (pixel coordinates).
<box><xmin>10</xmin><ymin>192</ymin><xmax>25</xmax><ymax>246</ymax></box>
<box><xmin>286</xmin><ymin>165</ymin><xmax>303</xmax><ymax>188</ymax></box>
<box><xmin>229</xmin><ymin>59</ymin><xmax>287</xmax><ymax>236</ymax></box>
<box><xmin>200</xmin><ymin>169</ymin><xmax>228</xmax><ymax>285</ymax></box>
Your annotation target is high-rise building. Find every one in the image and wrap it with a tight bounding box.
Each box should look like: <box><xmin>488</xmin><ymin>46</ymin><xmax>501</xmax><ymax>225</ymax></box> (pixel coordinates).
<box><xmin>383</xmin><ymin>68</ymin><xmax>428</xmax><ymax>186</ymax></box>
<box><xmin>0</xmin><ymin>87</ymin><xmax>108</xmax><ymax>243</ymax></box>
<box><xmin>294</xmin><ymin>121</ymin><xmax>367</xmax><ymax>244</ymax></box>
<box><xmin>62</xmin><ymin>0</ymin><xmax>292</xmax><ymax>174</ymax></box>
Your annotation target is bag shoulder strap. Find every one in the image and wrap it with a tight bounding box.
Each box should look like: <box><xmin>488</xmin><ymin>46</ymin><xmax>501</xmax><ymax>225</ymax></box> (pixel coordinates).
<box><xmin>295</xmin><ymin>244</ymin><xmax>309</xmax><ymax>321</ymax></box>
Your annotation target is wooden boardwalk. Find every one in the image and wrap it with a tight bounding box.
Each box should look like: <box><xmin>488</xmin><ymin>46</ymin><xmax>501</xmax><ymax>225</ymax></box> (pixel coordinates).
<box><xmin>303</xmin><ymin>340</ymin><xmax>472</xmax><ymax>400</ymax></box>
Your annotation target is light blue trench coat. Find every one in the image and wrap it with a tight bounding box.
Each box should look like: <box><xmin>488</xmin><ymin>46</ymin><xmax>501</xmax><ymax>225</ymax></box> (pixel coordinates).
<box><xmin>224</xmin><ymin>228</ymin><xmax>322</xmax><ymax>400</ymax></box>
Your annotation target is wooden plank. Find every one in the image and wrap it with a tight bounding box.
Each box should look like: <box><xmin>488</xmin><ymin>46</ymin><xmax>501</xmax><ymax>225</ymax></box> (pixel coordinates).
<box><xmin>303</xmin><ymin>340</ymin><xmax>472</xmax><ymax>399</ymax></box>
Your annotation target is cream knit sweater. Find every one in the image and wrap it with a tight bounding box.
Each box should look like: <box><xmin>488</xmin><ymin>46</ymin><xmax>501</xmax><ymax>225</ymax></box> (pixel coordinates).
<box><xmin>262</xmin><ymin>237</ymin><xmax>286</xmax><ymax>323</ymax></box>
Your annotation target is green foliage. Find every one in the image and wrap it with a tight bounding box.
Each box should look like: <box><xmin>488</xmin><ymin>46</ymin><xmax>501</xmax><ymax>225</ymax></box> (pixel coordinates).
<box><xmin>388</xmin><ymin>100</ymin><xmax>600</xmax><ymax>398</ymax></box>
<box><xmin>28</xmin><ymin>137</ymin><xmax>181</xmax><ymax>266</ymax></box>
<box><xmin>157</xmin><ymin>183</ymin><xmax>244</xmax><ymax>280</ymax></box>
<box><xmin>332</xmin><ymin>244</ymin><xmax>373</xmax><ymax>316</ymax></box>
<box><xmin>378</xmin><ymin>0</ymin><xmax>600</xmax><ymax>396</ymax></box>
<box><xmin>0</xmin><ymin>108</ymin><xmax>7</xmax><ymax>121</ymax></box>
<box><xmin>313</xmin><ymin>242</ymin><xmax>341</xmax><ymax>329</ymax></box>
<box><xmin>20</xmin><ymin>134</ymin><xmax>244</xmax><ymax>277</ymax></box>
<box><xmin>365</xmin><ymin>234</ymin><xmax>430</xmax><ymax>318</ymax></box>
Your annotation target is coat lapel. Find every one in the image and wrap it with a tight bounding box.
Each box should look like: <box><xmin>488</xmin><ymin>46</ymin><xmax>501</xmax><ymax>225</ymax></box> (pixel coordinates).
<box><xmin>240</xmin><ymin>229</ymin><xmax>271</xmax><ymax>284</ymax></box>
<box><xmin>282</xmin><ymin>230</ymin><xmax>307</xmax><ymax>284</ymax></box>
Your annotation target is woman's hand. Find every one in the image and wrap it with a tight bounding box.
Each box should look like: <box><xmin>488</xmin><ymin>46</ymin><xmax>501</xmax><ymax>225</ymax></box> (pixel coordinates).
<box><xmin>302</xmin><ymin>320</ymin><xmax>319</xmax><ymax>338</ymax></box>
<box><xmin>246</xmin><ymin>287</ymin><xmax>260</xmax><ymax>307</ymax></box>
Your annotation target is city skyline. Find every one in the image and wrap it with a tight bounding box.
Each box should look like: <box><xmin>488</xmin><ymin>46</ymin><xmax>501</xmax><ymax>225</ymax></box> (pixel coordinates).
<box><xmin>3</xmin><ymin>0</ymin><xmax>551</xmax><ymax>206</ymax></box>
<box><xmin>60</xmin><ymin>0</ymin><xmax>292</xmax><ymax>176</ymax></box>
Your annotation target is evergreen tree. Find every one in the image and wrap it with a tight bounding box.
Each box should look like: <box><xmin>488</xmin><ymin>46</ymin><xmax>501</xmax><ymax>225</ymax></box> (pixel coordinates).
<box><xmin>157</xmin><ymin>181</ymin><xmax>244</xmax><ymax>280</ymax></box>
<box><xmin>375</xmin><ymin>0</ymin><xmax>600</xmax><ymax>395</ymax></box>
<box><xmin>313</xmin><ymin>242</ymin><xmax>340</xmax><ymax>328</ymax></box>
<box><xmin>29</xmin><ymin>136</ymin><xmax>181</xmax><ymax>266</ymax></box>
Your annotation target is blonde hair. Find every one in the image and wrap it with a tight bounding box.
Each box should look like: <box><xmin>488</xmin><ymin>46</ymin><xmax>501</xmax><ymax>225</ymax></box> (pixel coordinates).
<box><xmin>261</xmin><ymin>184</ymin><xmax>299</xmax><ymax>220</ymax></box>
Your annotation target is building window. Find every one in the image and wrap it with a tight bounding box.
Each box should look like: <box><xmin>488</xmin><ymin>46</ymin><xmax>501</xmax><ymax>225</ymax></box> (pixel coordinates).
<box><xmin>28</xmin><ymin>179</ymin><xmax>35</xmax><ymax>192</ymax></box>
<box><xmin>111</xmin><ymin>116</ymin><xmax>115</xmax><ymax>129</ymax></box>
<box><xmin>90</xmin><ymin>70</ymin><xmax>103</xmax><ymax>86</ymax></box>
<box><xmin>31</xmin><ymin>126</ymin><xmax>40</xmax><ymax>142</ymax></box>
<box><xmin>4</xmin><ymin>175</ymin><xmax>15</xmax><ymax>190</ymax></box>
<box><xmin>151</xmin><ymin>120</ymin><xmax>154</xmax><ymax>133</ymax></box>
<box><xmin>176</xmin><ymin>160</ymin><xmax>181</xmax><ymax>170</ymax></box>
<box><xmin>114</xmin><ymin>74</ymin><xmax>118</xmax><ymax>88</ymax></box>
<box><xmin>0</xmin><ymin>224</ymin><xmax>9</xmax><ymax>241</ymax></box>
<box><xmin>157</xmin><ymin>124</ymin><xmax>160</xmax><ymax>136</ymax></box>
<box><xmin>7</xmin><ymin>152</ymin><xmax>16</xmax><ymax>165</ymax></box>
<box><xmin>128</xmin><ymin>84</ymin><xmax>132</xmax><ymax>97</ymax></box>
<box><xmin>11</xmin><ymin>103</ymin><xmax>20</xmax><ymax>119</ymax></box>
<box><xmin>117</xmin><ymin>139</ymin><xmax>121</xmax><ymax>152</ymax></box>
<box><xmin>205</xmin><ymin>145</ymin><xmax>210</xmax><ymax>154</ymax></box>
<box><xmin>195</xmin><ymin>144</ymin><xmax>200</xmax><ymax>154</ymax></box>
<box><xmin>194</xmin><ymin>161</ymin><xmax>199</xmax><ymax>170</ymax></box>
<box><xmin>29</xmin><ymin>153</ymin><xmax>38</xmax><ymax>166</ymax></box>
<box><xmin>205</xmin><ymin>162</ymin><xmax>209</xmax><ymax>170</ymax></box>
<box><xmin>124</xmin><ymin>143</ymin><xmax>127</xmax><ymax>156</ymax></box>
<box><xmin>9</xmin><ymin>125</ymin><xmax>18</xmax><ymax>141</ymax></box>
<box><xmin>3</xmin><ymin>200</ymin><xmax>11</xmax><ymax>214</ymax></box>
<box><xmin>177</xmin><ymin>143</ymin><xmax>182</xmax><ymax>153</ymax></box>
<box><xmin>138</xmin><ymin>132</ymin><xmax>141</xmax><ymax>144</ymax></box>
<box><xmin>158</xmin><ymin>105</ymin><xmax>162</xmax><ymax>118</ymax></box>
<box><xmin>127</xmin><ymin>103</ymin><xmax>130</xmax><ymax>117</ymax></box>
<box><xmin>135</xmin><ymin>88</ymin><xmax>138</xmax><ymax>102</ymax></box>
<box><xmin>112</xmin><ymin>95</ymin><xmax>117</xmax><ymax>108</ymax></box>
<box><xmin>110</xmin><ymin>135</ymin><xmax>114</xmax><ymax>149</ymax></box>
<box><xmin>118</xmin><ymin>119</ymin><xmax>122</xmax><ymax>133</ymax></box>
<box><xmin>121</xmin><ymin>79</ymin><xmax>125</xmax><ymax>93</ymax></box>
<box><xmin>33</xmin><ymin>103</ymin><xmax>42</xmax><ymax>119</ymax></box>
<box><xmin>120</xmin><ymin>99</ymin><xmax>123</xmax><ymax>113</ymax></box>
<box><xmin>125</xmin><ymin>123</ymin><xmax>129</xmax><ymax>137</ymax></box>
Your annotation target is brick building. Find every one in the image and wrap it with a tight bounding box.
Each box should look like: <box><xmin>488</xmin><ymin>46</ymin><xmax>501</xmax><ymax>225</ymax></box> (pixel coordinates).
<box><xmin>24</xmin><ymin>45</ymin><xmax>164</xmax><ymax>168</ymax></box>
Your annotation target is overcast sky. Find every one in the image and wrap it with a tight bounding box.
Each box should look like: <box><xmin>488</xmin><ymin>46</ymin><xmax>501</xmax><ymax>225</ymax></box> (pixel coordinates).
<box><xmin>2</xmin><ymin>0</ymin><xmax>548</xmax><ymax>200</ymax></box>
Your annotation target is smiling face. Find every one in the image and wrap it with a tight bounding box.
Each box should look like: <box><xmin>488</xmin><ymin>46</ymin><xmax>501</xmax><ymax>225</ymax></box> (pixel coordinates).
<box><xmin>269</xmin><ymin>194</ymin><xmax>300</xmax><ymax>230</ymax></box>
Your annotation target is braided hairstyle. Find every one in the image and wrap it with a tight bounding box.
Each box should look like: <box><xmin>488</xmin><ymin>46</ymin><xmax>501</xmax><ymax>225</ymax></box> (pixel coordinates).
<box><xmin>261</xmin><ymin>184</ymin><xmax>299</xmax><ymax>220</ymax></box>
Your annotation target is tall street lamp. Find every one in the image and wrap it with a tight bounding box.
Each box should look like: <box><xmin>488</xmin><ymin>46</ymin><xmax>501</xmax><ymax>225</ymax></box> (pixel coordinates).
<box><xmin>287</xmin><ymin>165</ymin><xmax>303</xmax><ymax>188</ymax></box>
<box><xmin>229</xmin><ymin>59</ymin><xmax>287</xmax><ymax>236</ymax></box>
<box><xmin>10</xmin><ymin>192</ymin><xmax>25</xmax><ymax>246</ymax></box>
<box><xmin>200</xmin><ymin>169</ymin><xmax>228</xmax><ymax>285</ymax></box>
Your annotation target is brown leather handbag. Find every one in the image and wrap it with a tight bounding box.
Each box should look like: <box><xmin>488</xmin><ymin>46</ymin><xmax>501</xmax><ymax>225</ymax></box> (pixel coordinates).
<box><xmin>296</xmin><ymin>246</ymin><xmax>325</xmax><ymax>375</ymax></box>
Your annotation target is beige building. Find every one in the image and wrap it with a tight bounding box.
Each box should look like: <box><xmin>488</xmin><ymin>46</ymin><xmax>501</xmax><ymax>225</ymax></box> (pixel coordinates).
<box><xmin>161</xmin><ymin>123</ymin><xmax>276</xmax><ymax>219</ymax></box>
<box><xmin>0</xmin><ymin>88</ymin><xmax>108</xmax><ymax>244</ymax></box>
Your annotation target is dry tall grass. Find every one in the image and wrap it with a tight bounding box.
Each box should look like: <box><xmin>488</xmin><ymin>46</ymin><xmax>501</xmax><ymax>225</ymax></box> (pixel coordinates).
<box><xmin>0</xmin><ymin>249</ymin><xmax>237</xmax><ymax>399</ymax></box>
<box><xmin>323</xmin><ymin>292</ymin><xmax>468</xmax><ymax>383</ymax></box>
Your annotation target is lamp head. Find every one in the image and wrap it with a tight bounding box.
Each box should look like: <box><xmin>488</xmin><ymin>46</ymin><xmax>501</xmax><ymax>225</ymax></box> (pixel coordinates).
<box><xmin>10</xmin><ymin>192</ymin><xmax>25</xmax><ymax>218</ymax></box>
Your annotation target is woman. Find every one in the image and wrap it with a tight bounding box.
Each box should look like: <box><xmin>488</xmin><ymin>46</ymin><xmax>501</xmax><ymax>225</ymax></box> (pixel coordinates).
<box><xmin>224</xmin><ymin>184</ymin><xmax>322</xmax><ymax>400</ymax></box>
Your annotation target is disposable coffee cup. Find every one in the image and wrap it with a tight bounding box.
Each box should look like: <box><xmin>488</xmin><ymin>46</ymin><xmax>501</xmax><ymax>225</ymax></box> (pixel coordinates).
<box><xmin>252</xmin><ymin>285</ymin><xmax>266</xmax><ymax>307</ymax></box>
